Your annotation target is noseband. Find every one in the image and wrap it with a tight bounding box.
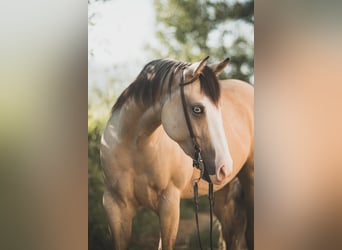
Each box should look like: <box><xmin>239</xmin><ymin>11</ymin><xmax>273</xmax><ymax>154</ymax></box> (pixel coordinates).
<box><xmin>179</xmin><ymin>72</ymin><xmax>215</xmax><ymax>250</ymax></box>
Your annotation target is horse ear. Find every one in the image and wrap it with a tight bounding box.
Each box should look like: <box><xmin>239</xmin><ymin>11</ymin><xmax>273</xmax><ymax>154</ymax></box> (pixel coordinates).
<box><xmin>184</xmin><ymin>56</ymin><xmax>210</xmax><ymax>79</ymax></box>
<box><xmin>209</xmin><ymin>58</ymin><xmax>230</xmax><ymax>75</ymax></box>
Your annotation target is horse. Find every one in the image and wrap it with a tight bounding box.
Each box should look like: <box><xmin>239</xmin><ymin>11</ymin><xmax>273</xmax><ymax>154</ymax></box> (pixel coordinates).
<box><xmin>100</xmin><ymin>57</ymin><xmax>254</xmax><ymax>250</ymax></box>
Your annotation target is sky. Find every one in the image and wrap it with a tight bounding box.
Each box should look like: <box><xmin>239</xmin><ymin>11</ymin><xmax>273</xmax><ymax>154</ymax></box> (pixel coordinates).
<box><xmin>88</xmin><ymin>0</ymin><xmax>155</xmax><ymax>66</ymax></box>
<box><xmin>88</xmin><ymin>0</ymin><xmax>158</xmax><ymax>95</ymax></box>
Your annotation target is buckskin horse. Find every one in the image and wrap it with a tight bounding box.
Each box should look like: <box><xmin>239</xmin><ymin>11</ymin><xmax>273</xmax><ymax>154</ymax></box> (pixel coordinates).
<box><xmin>100</xmin><ymin>57</ymin><xmax>254</xmax><ymax>250</ymax></box>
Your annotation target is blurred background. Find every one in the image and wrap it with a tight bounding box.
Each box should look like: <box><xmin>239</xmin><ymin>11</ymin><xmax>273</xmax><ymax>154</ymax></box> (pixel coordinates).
<box><xmin>2</xmin><ymin>0</ymin><xmax>342</xmax><ymax>250</ymax></box>
<box><xmin>88</xmin><ymin>0</ymin><xmax>253</xmax><ymax>249</ymax></box>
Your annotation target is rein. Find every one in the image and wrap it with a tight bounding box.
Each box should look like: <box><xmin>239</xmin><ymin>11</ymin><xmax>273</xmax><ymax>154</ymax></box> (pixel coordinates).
<box><xmin>179</xmin><ymin>73</ymin><xmax>215</xmax><ymax>250</ymax></box>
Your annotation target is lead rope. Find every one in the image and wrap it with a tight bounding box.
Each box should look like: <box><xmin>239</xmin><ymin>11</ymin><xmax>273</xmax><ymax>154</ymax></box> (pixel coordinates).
<box><xmin>193</xmin><ymin>181</ymin><xmax>203</xmax><ymax>250</ymax></box>
<box><xmin>192</xmin><ymin>180</ymin><xmax>214</xmax><ymax>250</ymax></box>
<box><xmin>209</xmin><ymin>182</ymin><xmax>214</xmax><ymax>250</ymax></box>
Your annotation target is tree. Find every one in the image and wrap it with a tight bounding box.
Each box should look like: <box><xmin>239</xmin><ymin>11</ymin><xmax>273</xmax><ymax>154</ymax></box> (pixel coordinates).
<box><xmin>152</xmin><ymin>0</ymin><xmax>254</xmax><ymax>82</ymax></box>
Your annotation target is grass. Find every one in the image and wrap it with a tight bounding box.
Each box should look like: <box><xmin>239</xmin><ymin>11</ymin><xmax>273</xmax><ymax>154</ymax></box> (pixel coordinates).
<box><xmin>188</xmin><ymin>227</ymin><xmax>220</xmax><ymax>250</ymax></box>
<box><xmin>130</xmin><ymin>208</ymin><xmax>160</xmax><ymax>249</ymax></box>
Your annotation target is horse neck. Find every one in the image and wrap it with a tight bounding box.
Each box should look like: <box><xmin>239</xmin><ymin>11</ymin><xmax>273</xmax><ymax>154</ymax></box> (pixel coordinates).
<box><xmin>112</xmin><ymin>71</ymin><xmax>182</xmax><ymax>147</ymax></box>
<box><xmin>114</xmin><ymin>99</ymin><xmax>163</xmax><ymax>147</ymax></box>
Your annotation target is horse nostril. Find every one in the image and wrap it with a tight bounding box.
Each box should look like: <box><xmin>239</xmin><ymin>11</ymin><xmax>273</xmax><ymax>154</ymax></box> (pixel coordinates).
<box><xmin>217</xmin><ymin>165</ymin><xmax>230</xmax><ymax>181</ymax></box>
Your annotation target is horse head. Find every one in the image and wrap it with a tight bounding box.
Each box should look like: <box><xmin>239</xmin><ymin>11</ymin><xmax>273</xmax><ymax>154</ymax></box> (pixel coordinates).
<box><xmin>161</xmin><ymin>57</ymin><xmax>233</xmax><ymax>185</ymax></box>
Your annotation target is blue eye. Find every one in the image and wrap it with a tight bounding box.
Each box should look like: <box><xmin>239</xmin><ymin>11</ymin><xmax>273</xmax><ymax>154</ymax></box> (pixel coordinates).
<box><xmin>192</xmin><ymin>105</ymin><xmax>204</xmax><ymax>114</ymax></box>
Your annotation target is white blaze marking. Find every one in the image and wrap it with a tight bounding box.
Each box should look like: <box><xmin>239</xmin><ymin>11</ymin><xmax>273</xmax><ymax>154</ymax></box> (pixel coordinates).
<box><xmin>206</xmin><ymin>105</ymin><xmax>233</xmax><ymax>175</ymax></box>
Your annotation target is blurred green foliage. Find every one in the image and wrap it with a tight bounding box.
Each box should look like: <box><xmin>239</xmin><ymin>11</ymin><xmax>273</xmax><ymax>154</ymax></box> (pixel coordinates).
<box><xmin>88</xmin><ymin>106</ymin><xmax>111</xmax><ymax>250</ymax></box>
<box><xmin>151</xmin><ymin>0</ymin><xmax>254</xmax><ymax>82</ymax></box>
<box><xmin>188</xmin><ymin>227</ymin><xmax>220</xmax><ymax>250</ymax></box>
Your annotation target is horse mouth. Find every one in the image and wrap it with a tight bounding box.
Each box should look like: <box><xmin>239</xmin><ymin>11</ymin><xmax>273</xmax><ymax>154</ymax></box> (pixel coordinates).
<box><xmin>209</xmin><ymin>176</ymin><xmax>223</xmax><ymax>185</ymax></box>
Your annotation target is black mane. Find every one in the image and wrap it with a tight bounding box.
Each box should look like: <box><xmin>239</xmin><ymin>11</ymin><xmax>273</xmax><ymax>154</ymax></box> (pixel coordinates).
<box><xmin>111</xmin><ymin>59</ymin><xmax>221</xmax><ymax>113</ymax></box>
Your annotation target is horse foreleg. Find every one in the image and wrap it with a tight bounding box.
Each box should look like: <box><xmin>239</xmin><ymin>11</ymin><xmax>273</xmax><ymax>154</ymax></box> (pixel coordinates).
<box><xmin>103</xmin><ymin>189</ymin><xmax>136</xmax><ymax>250</ymax></box>
<box><xmin>157</xmin><ymin>187</ymin><xmax>181</xmax><ymax>250</ymax></box>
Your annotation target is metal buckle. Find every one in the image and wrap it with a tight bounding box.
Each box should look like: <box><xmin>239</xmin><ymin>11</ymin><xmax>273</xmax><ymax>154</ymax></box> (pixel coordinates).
<box><xmin>196</xmin><ymin>151</ymin><xmax>204</xmax><ymax>172</ymax></box>
<box><xmin>192</xmin><ymin>149</ymin><xmax>204</xmax><ymax>182</ymax></box>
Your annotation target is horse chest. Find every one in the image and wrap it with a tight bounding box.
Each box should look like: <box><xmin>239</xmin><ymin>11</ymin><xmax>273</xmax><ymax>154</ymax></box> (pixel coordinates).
<box><xmin>130</xmin><ymin>148</ymin><xmax>193</xmax><ymax>207</ymax></box>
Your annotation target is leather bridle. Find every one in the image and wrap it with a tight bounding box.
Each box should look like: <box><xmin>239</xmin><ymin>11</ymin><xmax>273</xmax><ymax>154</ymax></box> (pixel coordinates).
<box><xmin>179</xmin><ymin>72</ymin><xmax>215</xmax><ymax>250</ymax></box>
